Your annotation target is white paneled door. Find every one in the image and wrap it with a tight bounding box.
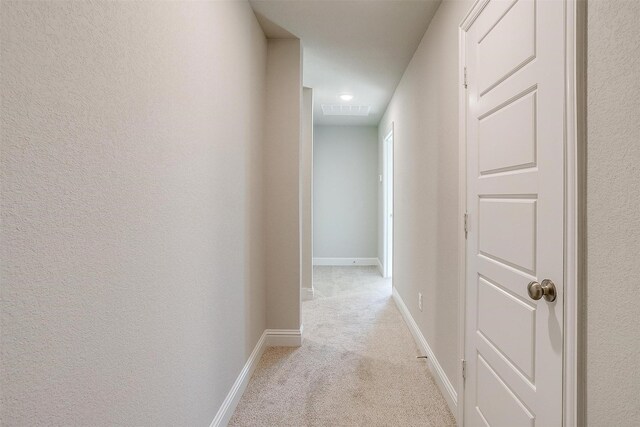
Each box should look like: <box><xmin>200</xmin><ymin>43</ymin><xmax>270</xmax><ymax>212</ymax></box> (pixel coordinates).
<box><xmin>463</xmin><ymin>0</ymin><xmax>565</xmax><ymax>426</ymax></box>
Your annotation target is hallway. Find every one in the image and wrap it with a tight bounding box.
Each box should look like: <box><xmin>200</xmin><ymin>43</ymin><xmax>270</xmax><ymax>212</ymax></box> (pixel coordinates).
<box><xmin>3</xmin><ymin>1</ymin><xmax>639</xmax><ymax>425</ymax></box>
<box><xmin>229</xmin><ymin>267</ymin><xmax>455</xmax><ymax>426</ymax></box>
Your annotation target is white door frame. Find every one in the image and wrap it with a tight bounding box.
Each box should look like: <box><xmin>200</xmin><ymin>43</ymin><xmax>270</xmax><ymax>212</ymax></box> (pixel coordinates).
<box><xmin>383</xmin><ymin>124</ymin><xmax>394</xmax><ymax>279</ymax></box>
<box><xmin>457</xmin><ymin>0</ymin><xmax>585</xmax><ymax>425</ymax></box>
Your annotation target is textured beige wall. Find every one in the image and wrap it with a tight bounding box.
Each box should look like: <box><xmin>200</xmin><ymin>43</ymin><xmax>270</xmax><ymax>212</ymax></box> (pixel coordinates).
<box><xmin>1</xmin><ymin>1</ymin><xmax>267</xmax><ymax>425</ymax></box>
<box><xmin>378</xmin><ymin>0</ymin><xmax>473</xmax><ymax>397</ymax></box>
<box><xmin>586</xmin><ymin>0</ymin><xmax>640</xmax><ymax>425</ymax></box>
<box><xmin>264</xmin><ymin>39</ymin><xmax>302</xmax><ymax>330</ymax></box>
<box><xmin>301</xmin><ymin>87</ymin><xmax>313</xmax><ymax>291</ymax></box>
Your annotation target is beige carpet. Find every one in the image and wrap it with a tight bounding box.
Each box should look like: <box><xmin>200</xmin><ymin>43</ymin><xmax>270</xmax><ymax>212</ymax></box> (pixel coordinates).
<box><xmin>229</xmin><ymin>266</ymin><xmax>456</xmax><ymax>426</ymax></box>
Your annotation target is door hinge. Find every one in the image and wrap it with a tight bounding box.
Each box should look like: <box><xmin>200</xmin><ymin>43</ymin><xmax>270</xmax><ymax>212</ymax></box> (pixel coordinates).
<box><xmin>462</xmin><ymin>359</ymin><xmax>467</xmax><ymax>380</ymax></box>
<box><xmin>464</xmin><ymin>67</ymin><xmax>468</xmax><ymax>89</ymax></box>
<box><xmin>464</xmin><ymin>212</ymin><xmax>469</xmax><ymax>239</ymax></box>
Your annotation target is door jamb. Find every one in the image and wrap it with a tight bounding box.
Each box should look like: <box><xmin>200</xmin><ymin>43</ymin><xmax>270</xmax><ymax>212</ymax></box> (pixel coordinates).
<box><xmin>456</xmin><ymin>7</ymin><xmax>472</xmax><ymax>423</ymax></box>
<box><xmin>383</xmin><ymin>123</ymin><xmax>394</xmax><ymax>279</ymax></box>
<box><xmin>457</xmin><ymin>1</ymin><xmax>585</xmax><ymax>425</ymax></box>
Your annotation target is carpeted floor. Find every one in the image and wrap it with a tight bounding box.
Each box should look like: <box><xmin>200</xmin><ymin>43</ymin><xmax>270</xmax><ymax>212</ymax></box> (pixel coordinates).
<box><xmin>228</xmin><ymin>266</ymin><xmax>456</xmax><ymax>426</ymax></box>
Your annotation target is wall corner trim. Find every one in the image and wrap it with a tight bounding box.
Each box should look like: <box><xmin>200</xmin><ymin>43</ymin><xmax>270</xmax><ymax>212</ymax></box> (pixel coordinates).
<box><xmin>209</xmin><ymin>331</ymin><xmax>268</xmax><ymax>427</ymax></box>
<box><xmin>302</xmin><ymin>287</ymin><xmax>315</xmax><ymax>301</ymax></box>
<box><xmin>265</xmin><ymin>327</ymin><xmax>303</xmax><ymax>347</ymax></box>
<box><xmin>376</xmin><ymin>258</ymin><xmax>384</xmax><ymax>276</ymax></box>
<box><xmin>392</xmin><ymin>287</ymin><xmax>458</xmax><ymax>414</ymax></box>
<box><xmin>312</xmin><ymin>257</ymin><xmax>379</xmax><ymax>266</ymax></box>
<box><xmin>209</xmin><ymin>326</ymin><xmax>304</xmax><ymax>427</ymax></box>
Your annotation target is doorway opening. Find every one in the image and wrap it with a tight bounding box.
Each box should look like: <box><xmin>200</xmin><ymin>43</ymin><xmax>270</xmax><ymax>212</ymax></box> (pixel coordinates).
<box><xmin>383</xmin><ymin>126</ymin><xmax>394</xmax><ymax>279</ymax></box>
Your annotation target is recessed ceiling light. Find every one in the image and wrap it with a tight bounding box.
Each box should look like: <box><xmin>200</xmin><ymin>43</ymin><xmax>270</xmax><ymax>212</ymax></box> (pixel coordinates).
<box><xmin>339</xmin><ymin>94</ymin><xmax>354</xmax><ymax>101</ymax></box>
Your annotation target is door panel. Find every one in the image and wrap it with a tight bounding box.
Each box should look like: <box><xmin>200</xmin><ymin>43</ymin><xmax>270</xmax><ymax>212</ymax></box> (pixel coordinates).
<box><xmin>478</xmin><ymin>90</ymin><xmax>537</xmax><ymax>175</ymax></box>
<box><xmin>476</xmin><ymin>355</ymin><xmax>535</xmax><ymax>427</ymax></box>
<box><xmin>464</xmin><ymin>0</ymin><xmax>565</xmax><ymax>426</ymax></box>
<box><xmin>478</xmin><ymin>197</ymin><xmax>537</xmax><ymax>274</ymax></box>
<box><xmin>477</xmin><ymin>0</ymin><xmax>536</xmax><ymax>95</ymax></box>
<box><xmin>477</xmin><ymin>276</ymin><xmax>536</xmax><ymax>380</ymax></box>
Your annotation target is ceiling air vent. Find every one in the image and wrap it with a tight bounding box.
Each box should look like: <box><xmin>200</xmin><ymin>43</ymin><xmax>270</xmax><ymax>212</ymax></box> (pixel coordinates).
<box><xmin>321</xmin><ymin>104</ymin><xmax>371</xmax><ymax>116</ymax></box>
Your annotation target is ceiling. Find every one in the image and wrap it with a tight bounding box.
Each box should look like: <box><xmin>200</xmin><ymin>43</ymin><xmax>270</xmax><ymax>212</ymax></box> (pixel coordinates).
<box><xmin>250</xmin><ymin>0</ymin><xmax>442</xmax><ymax>126</ymax></box>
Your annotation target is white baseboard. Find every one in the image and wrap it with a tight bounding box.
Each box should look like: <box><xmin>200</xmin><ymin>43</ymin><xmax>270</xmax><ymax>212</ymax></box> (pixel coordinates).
<box><xmin>265</xmin><ymin>326</ymin><xmax>303</xmax><ymax>347</ymax></box>
<box><xmin>209</xmin><ymin>331</ymin><xmax>267</xmax><ymax>427</ymax></box>
<box><xmin>392</xmin><ymin>287</ymin><xmax>458</xmax><ymax>414</ymax></box>
<box><xmin>312</xmin><ymin>257</ymin><xmax>379</xmax><ymax>266</ymax></box>
<box><xmin>376</xmin><ymin>258</ymin><xmax>384</xmax><ymax>276</ymax></box>
<box><xmin>209</xmin><ymin>325</ymin><xmax>304</xmax><ymax>427</ymax></box>
<box><xmin>301</xmin><ymin>287</ymin><xmax>314</xmax><ymax>301</ymax></box>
